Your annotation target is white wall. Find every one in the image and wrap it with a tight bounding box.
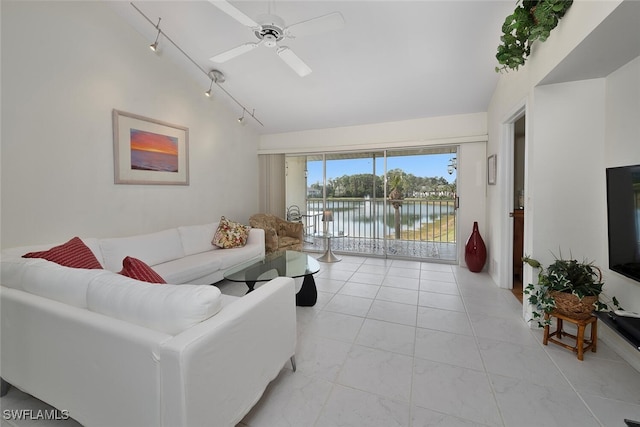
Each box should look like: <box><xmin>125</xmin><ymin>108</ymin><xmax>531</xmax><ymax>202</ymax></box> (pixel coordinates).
<box><xmin>486</xmin><ymin>0</ymin><xmax>624</xmax><ymax>289</ymax></box>
<box><xmin>602</xmin><ymin>56</ymin><xmax>640</xmax><ymax>308</ymax></box>
<box><xmin>259</xmin><ymin>112</ymin><xmax>487</xmax><ymax>154</ymax></box>
<box><xmin>531</xmin><ymin>79</ymin><xmax>607</xmax><ymax>267</ymax></box>
<box><xmin>1</xmin><ymin>1</ymin><xmax>260</xmax><ymax>249</ymax></box>
<box><xmin>486</xmin><ymin>0</ymin><xmax>639</xmax><ymax>366</ymax></box>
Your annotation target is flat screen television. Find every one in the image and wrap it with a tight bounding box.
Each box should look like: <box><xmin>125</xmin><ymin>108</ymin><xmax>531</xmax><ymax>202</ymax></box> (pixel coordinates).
<box><xmin>606</xmin><ymin>164</ymin><xmax>640</xmax><ymax>283</ymax></box>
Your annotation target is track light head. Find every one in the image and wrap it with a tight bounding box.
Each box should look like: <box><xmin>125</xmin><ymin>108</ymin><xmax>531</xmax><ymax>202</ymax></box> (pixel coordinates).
<box><xmin>150</xmin><ymin>17</ymin><xmax>161</xmax><ymax>53</ymax></box>
<box><xmin>238</xmin><ymin>109</ymin><xmax>246</xmax><ymax>124</ymax></box>
<box><xmin>204</xmin><ymin>78</ymin><xmax>214</xmax><ymax>98</ymax></box>
<box><xmin>204</xmin><ymin>70</ymin><xmax>224</xmax><ymax>98</ymax></box>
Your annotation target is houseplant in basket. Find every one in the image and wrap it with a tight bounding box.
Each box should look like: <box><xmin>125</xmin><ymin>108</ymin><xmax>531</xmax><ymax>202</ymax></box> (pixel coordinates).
<box><xmin>523</xmin><ymin>254</ymin><xmax>620</xmax><ymax>327</ymax></box>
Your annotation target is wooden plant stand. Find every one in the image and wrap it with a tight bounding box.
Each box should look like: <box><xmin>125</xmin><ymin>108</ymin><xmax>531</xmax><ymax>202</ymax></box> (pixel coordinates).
<box><xmin>543</xmin><ymin>311</ymin><xmax>597</xmax><ymax>361</ymax></box>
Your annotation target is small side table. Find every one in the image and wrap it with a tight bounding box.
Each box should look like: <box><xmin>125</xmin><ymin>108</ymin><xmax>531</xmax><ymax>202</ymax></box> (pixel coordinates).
<box><xmin>315</xmin><ymin>233</ymin><xmax>346</xmax><ymax>263</ymax></box>
<box><xmin>543</xmin><ymin>311</ymin><xmax>597</xmax><ymax>361</ymax></box>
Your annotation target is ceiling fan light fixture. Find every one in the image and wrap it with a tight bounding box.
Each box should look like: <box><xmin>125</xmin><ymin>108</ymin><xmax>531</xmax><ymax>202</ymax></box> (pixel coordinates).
<box><xmin>208</xmin><ymin>1</ymin><xmax>343</xmax><ymax>77</ymax></box>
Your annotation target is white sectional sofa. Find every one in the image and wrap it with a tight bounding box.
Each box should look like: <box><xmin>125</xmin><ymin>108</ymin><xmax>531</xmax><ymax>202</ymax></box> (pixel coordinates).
<box><xmin>1</xmin><ymin>221</ymin><xmax>266</xmax><ymax>286</ymax></box>
<box><xmin>0</xmin><ymin>223</ymin><xmax>298</xmax><ymax>427</ymax></box>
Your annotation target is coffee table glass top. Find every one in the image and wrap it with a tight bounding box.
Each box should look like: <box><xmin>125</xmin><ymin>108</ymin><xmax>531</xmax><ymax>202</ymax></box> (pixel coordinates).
<box><xmin>223</xmin><ymin>250</ymin><xmax>320</xmax><ymax>283</ymax></box>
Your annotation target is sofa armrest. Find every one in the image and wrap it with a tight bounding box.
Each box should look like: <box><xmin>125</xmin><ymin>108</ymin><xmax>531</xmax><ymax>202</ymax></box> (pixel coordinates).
<box><xmin>1</xmin><ymin>286</ymin><xmax>169</xmax><ymax>427</ymax></box>
<box><xmin>158</xmin><ymin>277</ymin><xmax>296</xmax><ymax>427</ymax></box>
<box><xmin>277</xmin><ymin>219</ymin><xmax>304</xmax><ymax>240</ymax></box>
<box><xmin>251</xmin><ymin>224</ymin><xmax>278</xmax><ymax>253</ymax></box>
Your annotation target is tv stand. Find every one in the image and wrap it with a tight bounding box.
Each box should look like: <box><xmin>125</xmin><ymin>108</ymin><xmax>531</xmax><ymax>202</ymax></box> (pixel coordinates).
<box><xmin>595</xmin><ymin>311</ymin><xmax>640</xmax><ymax>351</ymax></box>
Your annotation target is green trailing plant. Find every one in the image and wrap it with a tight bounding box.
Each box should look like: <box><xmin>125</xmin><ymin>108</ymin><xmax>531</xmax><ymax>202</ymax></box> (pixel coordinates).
<box><xmin>495</xmin><ymin>0</ymin><xmax>573</xmax><ymax>73</ymax></box>
<box><xmin>522</xmin><ymin>254</ymin><xmax>621</xmax><ymax>327</ymax></box>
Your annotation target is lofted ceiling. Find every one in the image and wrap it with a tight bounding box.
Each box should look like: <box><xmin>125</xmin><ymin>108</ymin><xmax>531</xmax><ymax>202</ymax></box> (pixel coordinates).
<box><xmin>109</xmin><ymin>1</ymin><xmax>515</xmax><ymax>135</ymax></box>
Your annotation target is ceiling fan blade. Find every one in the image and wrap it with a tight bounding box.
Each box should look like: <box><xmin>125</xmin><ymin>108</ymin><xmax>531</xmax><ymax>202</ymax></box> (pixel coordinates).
<box><xmin>277</xmin><ymin>47</ymin><xmax>312</xmax><ymax>77</ymax></box>
<box><xmin>210</xmin><ymin>42</ymin><xmax>259</xmax><ymax>63</ymax></box>
<box><xmin>285</xmin><ymin>12</ymin><xmax>345</xmax><ymax>38</ymax></box>
<box><xmin>208</xmin><ymin>0</ymin><xmax>258</xmax><ymax>28</ymax></box>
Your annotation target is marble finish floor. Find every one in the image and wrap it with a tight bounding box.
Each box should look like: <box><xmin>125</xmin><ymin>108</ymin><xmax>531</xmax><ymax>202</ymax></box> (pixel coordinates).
<box><xmin>2</xmin><ymin>255</ymin><xmax>640</xmax><ymax>426</ymax></box>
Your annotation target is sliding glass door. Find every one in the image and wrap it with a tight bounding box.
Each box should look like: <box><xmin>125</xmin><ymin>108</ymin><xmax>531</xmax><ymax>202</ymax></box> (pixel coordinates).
<box><xmin>285</xmin><ymin>146</ymin><xmax>458</xmax><ymax>261</ymax></box>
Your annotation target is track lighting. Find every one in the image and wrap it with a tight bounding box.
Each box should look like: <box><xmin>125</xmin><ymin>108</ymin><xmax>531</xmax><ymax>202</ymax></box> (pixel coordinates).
<box><xmin>149</xmin><ymin>18</ymin><xmax>161</xmax><ymax>52</ymax></box>
<box><xmin>204</xmin><ymin>79</ymin><xmax>213</xmax><ymax>97</ymax></box>
<box><xmin>237</xmin><ymin>109</ymin><xmax>245</xmax><ymax>124</ymax></box>
<box><xmin>204</xmin><ymin>69</ymin><xmax>224</xmax><ymax>98</ymax></box>
<box><xmin>131</xmin><ymin>3</ymin><xmax>263</xmax><ymax>126</ymax></box>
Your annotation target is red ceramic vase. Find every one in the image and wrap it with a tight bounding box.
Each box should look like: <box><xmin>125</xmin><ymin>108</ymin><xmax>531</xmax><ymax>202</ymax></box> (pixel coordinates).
<box><xmin>465</xmin><ymin>221</ymin><xmax>487</xmax><ymax>272</ymax></box>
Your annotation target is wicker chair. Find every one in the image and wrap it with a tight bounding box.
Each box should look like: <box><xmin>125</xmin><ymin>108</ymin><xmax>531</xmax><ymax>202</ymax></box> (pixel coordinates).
<box><xmin>249</xmin><ymin>213</ymin><xmax>303</xmax><ymax>254</ymax></box>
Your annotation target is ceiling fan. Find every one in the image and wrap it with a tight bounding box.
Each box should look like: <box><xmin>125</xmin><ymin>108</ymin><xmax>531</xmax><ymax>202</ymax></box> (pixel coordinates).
<box><xmin>208</xmin><ymin>0</ymin><xmax>345</xmax><ymax>77</ymax></box>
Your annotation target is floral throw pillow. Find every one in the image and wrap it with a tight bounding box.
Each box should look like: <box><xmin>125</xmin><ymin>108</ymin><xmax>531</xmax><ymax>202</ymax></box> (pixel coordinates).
<box><xmin>212</xmin><ymin>216</ymin><xmax>250</xmax><ymax>249</ymax></box>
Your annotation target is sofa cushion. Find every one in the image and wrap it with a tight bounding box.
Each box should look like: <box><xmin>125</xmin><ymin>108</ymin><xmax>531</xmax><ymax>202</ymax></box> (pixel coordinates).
<box><xmin>152</xmin><ymin>252</ymin><xmax>222</xmax><ymax>285</ymax></box>
<box><xmin>118</xmin><ymin>256</ymin><xmax>166</xmax><ymax>284</ymax></box>
<box><xmin>99</xmin><ymin>229</ymin><xmax>184</xmax><ymax>272</ymax></box>
<box><xmin>9</xmin><ymin>259</ymin><xmax>111</xmax><ymax>308</ymax></box>
<box><xmin>215</xmin><ymin>242</ymin><xmax>265</xmax><ymax>270</ymax></box>
<box><xmin>87</xmin><ymin>273</ymin><xmax>222</xmax><ymax>335</ymax></box>
<box><xmin>178</xmin><ymin>223</ymin><xmax>218</xmax><ymax>256</ymax></box>
<box><xmin>22</xmin><ymin>237</ymin><xmax>103</xmax><ymax>270</ymax></box>
<box><xmin>1</xmin><ymin>257</ymin><xmax>46</xmax><ymax>291</ymax></box>
<box><xmin>212</xmin><ymin>217</ymin><xmax>249</xmax><ymax>249</ymax></box>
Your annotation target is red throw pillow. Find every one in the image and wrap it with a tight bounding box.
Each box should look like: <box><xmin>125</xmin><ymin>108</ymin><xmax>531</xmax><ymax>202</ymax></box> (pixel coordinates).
<box><xmin>118</xmin><ymin>256</ymin><xmax>166</xmax><ymax>284</ymax></box>
<box><xmin>23</xmin><ymin>237</ymin><xmax>103</xmax><ymax>269</ymax></box>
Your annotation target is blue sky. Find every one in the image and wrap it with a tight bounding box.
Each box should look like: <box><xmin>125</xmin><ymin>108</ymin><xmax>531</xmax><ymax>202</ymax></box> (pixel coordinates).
<box><xmin>307</xmin><ymin>153</ymin><xmax>456</xmax><ymax>185</ymax></box>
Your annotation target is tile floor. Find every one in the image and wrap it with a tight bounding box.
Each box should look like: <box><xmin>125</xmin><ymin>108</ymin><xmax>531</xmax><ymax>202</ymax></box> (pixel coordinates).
<box><xmin>2</xmin><ymin>255</ymin><xmax>640</xmax><ymax>427</ymax></box>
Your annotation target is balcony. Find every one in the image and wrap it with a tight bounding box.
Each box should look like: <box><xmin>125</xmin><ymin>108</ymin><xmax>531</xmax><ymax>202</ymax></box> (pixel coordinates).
<box><xmin>301</xmin><ymin>197</ymin><xmax>457</xmax><ymax>261</ymax></box>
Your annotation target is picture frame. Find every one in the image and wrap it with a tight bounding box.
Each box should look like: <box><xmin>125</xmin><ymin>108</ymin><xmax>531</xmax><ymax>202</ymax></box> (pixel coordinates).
<box><xmin>112</xmin><ymin>109</ymin><xmax>189</xmax><ymax>185</ymax></box>
<box><xmin>487</xmin><ymin>154</ymin><xmax>497</xmax><ymax>185</ymax></box>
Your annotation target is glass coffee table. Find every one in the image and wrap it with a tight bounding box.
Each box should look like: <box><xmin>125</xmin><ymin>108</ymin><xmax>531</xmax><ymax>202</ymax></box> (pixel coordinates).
<box><xmin>223</xmin><ymin>250</ymin><xmax>320</xmax><ymax>306</ymax></box>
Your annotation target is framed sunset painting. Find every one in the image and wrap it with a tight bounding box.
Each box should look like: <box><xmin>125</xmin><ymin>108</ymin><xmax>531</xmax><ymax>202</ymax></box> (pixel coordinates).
<box><xmin>112</xmin><ymin>110</ymin><xmax>189</xmax><ymax>185</ymax></box>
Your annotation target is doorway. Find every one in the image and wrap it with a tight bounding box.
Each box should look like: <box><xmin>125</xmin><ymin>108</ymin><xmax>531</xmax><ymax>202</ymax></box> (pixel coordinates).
<box><xmin>511</xmin><ymin>116</ymin><xmax>526</xmax><ymax>303</ymax></box>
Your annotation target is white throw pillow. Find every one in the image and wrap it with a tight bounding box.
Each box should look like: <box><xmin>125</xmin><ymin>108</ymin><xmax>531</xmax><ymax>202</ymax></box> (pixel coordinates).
<box><xmin>86</xmin><ymin>273</ymin><xmax>222</xmax><ymax>335</ymax></box>
<box><xmin>99</xmin><ymin>229</ymin><xmax>184</xmax><ymax>272</ymax></box>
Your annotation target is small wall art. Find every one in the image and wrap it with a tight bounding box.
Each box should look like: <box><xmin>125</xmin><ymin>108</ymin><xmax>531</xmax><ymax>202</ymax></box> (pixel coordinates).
<box><xmin>112</xmin><ymin>109</ymin><xmax>189</xmax><ymax>185</ymax></box>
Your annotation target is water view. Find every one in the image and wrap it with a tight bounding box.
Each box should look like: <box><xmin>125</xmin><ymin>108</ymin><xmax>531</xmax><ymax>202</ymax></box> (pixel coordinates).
<box><xmin>307</xmin><ymin>199</ymin><xmax>456</xmax><ymax>242</ymax></box>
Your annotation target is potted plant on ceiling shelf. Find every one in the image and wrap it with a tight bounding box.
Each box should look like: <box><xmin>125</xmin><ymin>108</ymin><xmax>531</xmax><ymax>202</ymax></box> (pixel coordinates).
<box><xmin>495</xmin><ymin>0</ymin><xmax>573</xmax><ymax>73</ymax></box>
<box><xmin>522</xmin><ymin>253</ymin><xmax>621</xmax><ymax>327</ymax></box>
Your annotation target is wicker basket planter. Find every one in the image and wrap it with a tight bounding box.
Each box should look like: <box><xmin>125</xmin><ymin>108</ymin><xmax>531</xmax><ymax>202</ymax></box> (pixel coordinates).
<box><xmin>523</xmin><ymin>255</ymin><xmax>614</xmax><ymax>327</ymax></box>
<box><xmin>551</xmin><ymin>291</ymin><xmax>598</xmax><ymax>320</ymax></box>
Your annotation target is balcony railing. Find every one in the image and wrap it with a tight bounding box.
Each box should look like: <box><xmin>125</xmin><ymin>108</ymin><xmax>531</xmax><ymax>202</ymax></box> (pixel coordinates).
<box><xmin>305</xmin><ymin>198</ymin><xmax>456</xmax><ymax>243</ymax></box>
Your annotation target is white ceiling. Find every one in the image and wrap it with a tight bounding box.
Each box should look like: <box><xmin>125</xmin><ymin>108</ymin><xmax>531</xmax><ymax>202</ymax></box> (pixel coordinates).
<box><xmin>109</xmin><ymin>1</ymin><xmax>515</xmax><ymax>135</ymax></box>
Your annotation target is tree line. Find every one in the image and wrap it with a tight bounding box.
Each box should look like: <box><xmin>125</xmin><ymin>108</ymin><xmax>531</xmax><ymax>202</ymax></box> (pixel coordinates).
<box><xmin>309</xmin><ymin>168</ymin><xmax>456</xmax><ymax>199</ymax></box>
